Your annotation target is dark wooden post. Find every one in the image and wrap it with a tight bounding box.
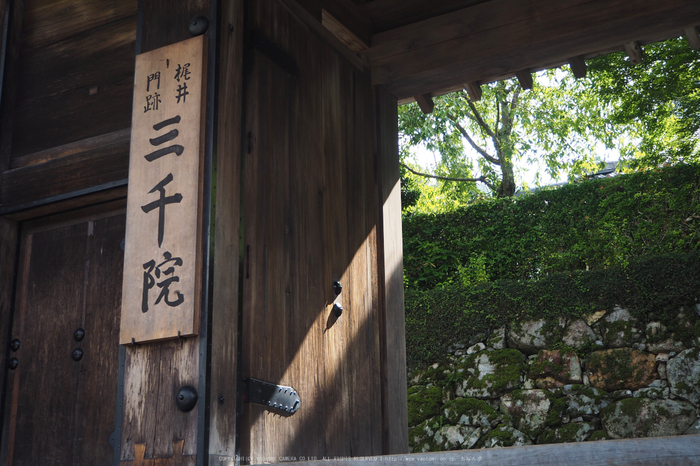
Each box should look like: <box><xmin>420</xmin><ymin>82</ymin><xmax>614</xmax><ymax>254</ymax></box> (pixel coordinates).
<box><xmin>208</xmin><ymin>0</ymin><xmax>245</xmax><ymax>463</ymax></box>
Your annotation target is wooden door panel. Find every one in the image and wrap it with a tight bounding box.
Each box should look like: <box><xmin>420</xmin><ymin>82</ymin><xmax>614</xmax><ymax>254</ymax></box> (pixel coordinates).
<box><xmin>4</xmin><ymin>210</ymin><xmax>125</xmax><ymax>465</ymax></box>
<box><xmin>241</xmin><ymin>0</ymin><xmax>382</xmax><ymax>461</ymax></box>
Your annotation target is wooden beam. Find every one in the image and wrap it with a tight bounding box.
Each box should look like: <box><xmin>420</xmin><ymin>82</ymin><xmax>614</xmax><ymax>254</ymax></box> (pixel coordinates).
<box><xmin>322</xmin><ymin>9</ymin><xmax>369</xmax><ymax>53</ymax></box>
<box><xmin>369</xmin><ymin>0</ymin><xmax>700</xmax><ymax>99</ymax></box>
<box><xmin>515</xmin><ymin>69</ymin><xmax>533</xmax><ymax>90</ymax></box>
<box><xmin>686</xmin><ymin>26</ymin><xmax>700</xmax><ymax>49</ymax></box>
<box><xmin>624</xmin><ymin>41</ymin><xmax>643</xmax><ymax>65</ymax></box>
<box><xmin>463</xmin><ymin>82</ymin><xmax>482</xmax><ymax>101</ymax></box>
<box><xmin>414</xmin><ymin>93</ymin><xmax>434</xmax><ymax>113</ymax></box>
<box><xmin>568</xmin><ymin>55</ymin><xmax>587</xmax><ymax>78</ymax></box>
<box><xmin>0</xmin><ymin>140</ymin><xmax>129</xmax><ymax>210</ymax></box>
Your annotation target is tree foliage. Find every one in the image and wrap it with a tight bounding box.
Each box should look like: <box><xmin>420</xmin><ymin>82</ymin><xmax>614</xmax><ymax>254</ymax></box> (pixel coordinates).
<box><xmin>399</xmin><ymin>72</ymin><xmax>636</xmax><ymax>199</ymax></box>
<box><xmin>398</xmin><ymin>36</ymin><xmax>699</xmax><ymax>203</ymax></box>
<box><xmin>585</xmin><ymin>37</ymin><xmax>700</xmax><ymax>167</ymax></box>
<box><xmin>403</xmin><ymin>163</ymin><xmax>700</xmax><ymax>291</ymax></box>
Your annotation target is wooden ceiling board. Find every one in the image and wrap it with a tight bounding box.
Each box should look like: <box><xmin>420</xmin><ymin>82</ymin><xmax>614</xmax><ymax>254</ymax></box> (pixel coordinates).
<box><xmin>367</xmin><ymin>0</ymin><xmax>700</xmax><ymax>100</ymax></box>
<box><xmin>358</xmin><ymin>0</ymin><xmax>490</xmax><ymax>33</ymax></box>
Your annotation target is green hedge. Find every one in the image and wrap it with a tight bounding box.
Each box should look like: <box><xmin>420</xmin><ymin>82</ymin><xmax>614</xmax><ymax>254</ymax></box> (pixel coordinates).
<box><xmin>404</xmin><ymin>251</ymin><xmax>700</xmax><ymax>372</ymax></box>
<box><xmin>403</xmin><ymin>164</ymin><xmax>700</xmax><ymax>291</ymax></box>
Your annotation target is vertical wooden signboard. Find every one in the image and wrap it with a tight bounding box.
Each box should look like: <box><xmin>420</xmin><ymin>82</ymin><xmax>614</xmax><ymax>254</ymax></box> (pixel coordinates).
<box><xmin>120</xmin><ymin>36</ymin><xmax>207</xmax><ymax>344</ymax></box>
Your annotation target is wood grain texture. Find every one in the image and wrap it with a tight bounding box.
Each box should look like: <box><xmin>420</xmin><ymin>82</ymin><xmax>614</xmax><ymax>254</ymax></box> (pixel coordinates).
<box><xmin>10</xmin><ymin>15</ymin><xmax>137</xmax><ymax>157</ymax></box>
<box><xmin>207</xmin><ymin>0</ymin><xmax>244</xmax><ymax>462</ymax></box>
<box><xmin>119</xmin><ymin>0</ymin><xmax>211</xmax><ymax>462</ymax></box>
<box><xmin>120</xmin><ymin>35</ymin><xmax>207</xmax><ymax>344</ymax></box>
<box><xmin>686</xmin><ymin>26</ymin><xmax>700</xmax><ymax>49</ymax></box>
<box><xmin>0</xmin><ymin>0</ymin><xmax>25</xmax><ymax>171</ymax></box>
<box><xmin>138</xmin><ymin>0</ymin><xmax>208</xmax><ymax>53</ymax></box>
<box><xmin>10</xmin><ymin>128</ymin><xmax>131</xmax><ymax>169</ymax></box>
<box><xmin>1</xmin><ymin>211</ymin><xmax>124</xmax><ymax>465</ymax></box>
<box><xmin>1</xmin><ymin>139</ymin><xmax>130</xmax><ymax>209</ymax></box>
<box><xmin>374</xmin><ymin>85</ymin><xmax>408</xmax><ymax>454</ymax></box>
<box><xmin>316</xmin><ymin>0</ymin><xmax>371</xmax><ymax>45</ymax></box>
<box><xmin>0</xmin><ymin>217</ymin><xmax>18</xmax><ymax>456</ymax></box>
<box><xmin>357</xmin><ymin>0</ymin><xmax>487</xmax><ymax>33</ymax></box>
<box><xmin>20</xmin><ymin>0</ymin><xmax>137</xmax><ymax>50</ymax></box>
<box><xmin>624</xmin><ymin>41</ymin><xmax>643</xmax><ymax>65</ymax></box>
<box><xmin>369</xmin><ymin>0</ymin><xmax>700</xmax><ymax>99</ymax></box>
<box><xmin>414</xmin><ymin>94</ymin><xmax>434</xmax><ymax>114</ymax></box>
<box><xmin>120</xmin><ymin>339</ymin><xmax>200</xmax><ymax>461</ymax></box>
<box><xmin>240</xmin><ymin>0</ymin><xmax>383</xmax><ymax>460</ymax></box>
<box><xmin>120</xmin><ymin>440</ymin><xmax>196</xmax><ymax>466</ymax></box>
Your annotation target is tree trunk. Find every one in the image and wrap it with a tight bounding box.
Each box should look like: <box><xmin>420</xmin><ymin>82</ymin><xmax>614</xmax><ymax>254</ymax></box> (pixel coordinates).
<box><xmin>498</xmin><ymin>160</ymin><xmax>516</xmax><ymax>197</ymax></box>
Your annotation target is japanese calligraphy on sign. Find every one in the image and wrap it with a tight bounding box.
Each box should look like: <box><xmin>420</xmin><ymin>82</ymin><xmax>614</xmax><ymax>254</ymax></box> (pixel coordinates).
<box><xmin>120</xmin><ymin>36</ymin><xmax>207</xmax><ymax>344</ymax></box>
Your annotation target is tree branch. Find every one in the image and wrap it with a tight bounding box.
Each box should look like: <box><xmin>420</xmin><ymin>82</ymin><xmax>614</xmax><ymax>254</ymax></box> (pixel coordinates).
<box><xmin>510</xmin><ymin>86</ymin><xmax>522</xmax><ymax>113</ymax></box>
<box><xmin>445</xmin><ymin>112</ymin><xmax>501</xmax><ymax>166</ymax></box>
<box><xmin>402</xmin><ymin>163</ymin><xmax>487</xmax><ymax>184</ymax></box>
<box><xmin>467</xmin><ymin>100</ymin><xmax>497</xmax><ymax>140</ymax></box>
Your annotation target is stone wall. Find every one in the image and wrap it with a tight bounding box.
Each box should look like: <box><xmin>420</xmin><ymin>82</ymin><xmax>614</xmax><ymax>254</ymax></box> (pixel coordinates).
<box><xmin>407</xmin><ymin>306</ymin><xmax>700</xmax><ymax>452</ymax></box>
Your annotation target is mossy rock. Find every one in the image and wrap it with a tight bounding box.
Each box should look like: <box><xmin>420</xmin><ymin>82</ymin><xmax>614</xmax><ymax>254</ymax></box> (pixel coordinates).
<box><xmin>667</xmin><ymin>347</ymin><xmax>700</xmax><ymax>407</ymax></box>
<box><xmin>529</xmin><ymin>349</ymin><xmax>582</xmax><ymax>386</ymax></box>
<box><xmin>587</xmin><ymin>430</ymin><xmax>609</xmax><ymax>442</ymax></box>
<box><xmin>586</xmin><ymin>348</ymin><xmax>656</xmax><ymax>391</ymax></box>
<box><xmin>408</xmin><ymin>418</ymin><xmax>441</xmax><ymax>453</ymax></box>
<box><xmin>410</xmin><ymin>362</ymin><xmax>454</xmax><ymax>387</ymax></box>
<box><xmin>433</xmin><ymin>425</ymin><xmax>485</xmax><ymax>451</ymax></box>
<box><xmin>442</xmin><ymin>397</ymin><xmax>501</xmax><ymax>428</ymax></box>
<box><xmin>601</xmin><ymin>398</ymin><xmax>697</xmax><ymax>438</ymax></box>
<box><xmin>562</xmin><ymin>384</ymin><xmax>610</xmax><ymax>418</ymax></box>
<box><xmin>545</xmin><ymin>397</ymin><xmax>568</xmax><ymax>427</ymax></box>
<box><xmin>499</xmin><ymin>389</ymin><xmax>554</xmax><ymax>438</ymax></box>
<box><xmin>476</xmin><ymin>424</ymin><xmax>532</xmax><ymax>449</ymax></box>
<box><xmin>408</xmin><ymin>385</ymin><xmax>444</xmax><ymax>427</ymax></box>
<box><xmin>455</xmin><ymin>349</ymin><xmax>526</xmax><ymax>398</ymax></box>
<box><xmin>537</xmin><ymin>422</ymin><xmax>597</xmax><ymax>444</ymax></box>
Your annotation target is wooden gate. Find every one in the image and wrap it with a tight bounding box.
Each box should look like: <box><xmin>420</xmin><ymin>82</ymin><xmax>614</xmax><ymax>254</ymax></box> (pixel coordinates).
<box><xmin>239</xmin><ymin>0</ymin><xmax>383</xmax><ymax>461</ymax></box>
<box><xmin>1</xmin><ymin>208</ymin><xmax>125</xmax><ymax>465</ymax></box>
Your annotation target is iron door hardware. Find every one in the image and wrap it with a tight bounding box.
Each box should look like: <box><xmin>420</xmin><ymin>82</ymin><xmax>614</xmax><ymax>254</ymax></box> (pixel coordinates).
<box><xmin>176</xmin><ymin>385</ymin><xmax>198</xmax><ymax>412</ymax></box>
<box><xmin>243</xmin><ymin>378</ymin><xmax>301</xmax><ymax>415</ymax></box>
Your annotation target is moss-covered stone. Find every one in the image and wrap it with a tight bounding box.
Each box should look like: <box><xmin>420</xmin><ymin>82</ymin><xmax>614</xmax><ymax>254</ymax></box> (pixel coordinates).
<box><xmin>455</xmin><ymin>349</ymin><xmax>526</xmax><ymax>398</ymax></box>
<box><xmin>587</xmin><ymin>430</ymin><xmax>608</xmax><ymax>442</ymax></box>
<box><xmin>408</xmin><ymin>418</ymin><xmax>441</xmax><ymax>453</ymax></box>
<box><xmin>667</xmin><ymin>347</ymin><xmax>700</xmax><ymax>407</ymax></box>
<box><xmin>562</xmin><ymin>384</ymin><xmax>610</xmax><ymax>418</ymax></box>
<box><xmin>586</xmin><ymin>348</ymin><xmax>656</xmax><ymax>391</ymax></box>
<box><xmin>476</xmin><ymin>424</ymin><xmax>532</xmax><ymax>448</ymax></box>
<box><xmin>508</xmin><ymin>319</ymin><xmax>566</xmax><ymax>354</ymax></box>
<box><xmin>499</xmin><ymin>389</ymin><xmax>553</xmax><ymax>438</ymax></box>
<box><xmin>601</xmin><ymin>398</ymin><xmax>697</xmax><ymax>438</ymax></box>
<box><xmin>529</xmin><ymin>349</ymin><xmax>582</xmax><ymax>386</ymax></box>
<box><xmin>545</xmin><ymin>397</ymin><xmax>567</xmax><ymax>427</ymax></box>
<box><xmin>537</xmin><ymin>422</ymin><xmax>597</xmax><ymax>444</ymax></box>
<box><xmin>597</xmin><ymin>307</ymin><xmax>642</xmax><ymax>348</ymax></box>
<box><xmin>442</xmin><ymin>397</ymin><xmax>501</xmax><ymax>428</ymax></box>
<box><xmin>408</xmin><ymin>385</ymin><xmax>444</xmax><ymax>427</ymax></box>
<box><xmin>410</xmin><ymin>362</ymin><xmax>454</xmax><ymax>387</ymax></box>
<box><xmin>433</xmin><ymin>425</ymin><xmax>484</xmax><ymax>451</ymax></box>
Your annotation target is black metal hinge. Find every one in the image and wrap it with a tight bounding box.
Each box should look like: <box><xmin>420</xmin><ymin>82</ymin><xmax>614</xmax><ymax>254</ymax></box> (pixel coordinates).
<box><xmin>243</xmin><ymin>378</ymin><xmax>301</xmax><ymax>416</ymax></box>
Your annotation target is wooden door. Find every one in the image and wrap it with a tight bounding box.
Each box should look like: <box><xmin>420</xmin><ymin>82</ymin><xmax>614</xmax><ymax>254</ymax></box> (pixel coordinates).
<box><xmin>240</xmin><ymin>0</ymin><xmax>383</xmax><ymax>462</ymax></box>
<box><xmin>2</xmin><ymin>208</ymin><xmax>125</xmax><ymax>465</ymax></box>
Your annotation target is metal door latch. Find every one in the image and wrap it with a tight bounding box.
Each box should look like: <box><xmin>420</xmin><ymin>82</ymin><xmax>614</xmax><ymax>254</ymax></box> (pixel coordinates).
<box><xmin>243</xmin><ymin>378</ymin><xmax>301</xmax><ymax>416</ymax></box>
